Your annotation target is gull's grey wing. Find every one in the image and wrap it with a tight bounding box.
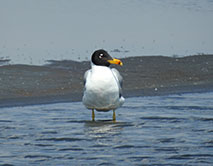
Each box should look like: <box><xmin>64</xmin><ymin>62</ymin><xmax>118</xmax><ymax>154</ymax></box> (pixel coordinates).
<box><xmin>111</xmin><ymin>68</ymin><xmax>123</xmax><ymax>87</ymax></box>
<box><xmin>83</xmin><ymin>69</ymin><xmax>91</xmax><ymax>86</ymax></box>
<box><xmin>111</xmin><ymin>68</ymin><xmax>123</xmax><ymax>97</ymax></box>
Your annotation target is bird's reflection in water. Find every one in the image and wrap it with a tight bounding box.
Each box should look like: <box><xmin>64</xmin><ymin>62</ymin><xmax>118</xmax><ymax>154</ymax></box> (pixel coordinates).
<box><xmin>84</xmin><ymin>120</ymin><xmax>129</xmax><ymax>140</ymax></box>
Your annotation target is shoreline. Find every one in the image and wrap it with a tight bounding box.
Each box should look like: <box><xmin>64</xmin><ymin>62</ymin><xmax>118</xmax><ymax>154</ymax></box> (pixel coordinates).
<box><xmin>0</xmin><ymin>54</ymin><xmax>213</xmax><ymax>108</ymax></box>
<box><xmin>1</xmin><ymin>84</ymin><xmax>213</xmax><ymax>108</ymax></box>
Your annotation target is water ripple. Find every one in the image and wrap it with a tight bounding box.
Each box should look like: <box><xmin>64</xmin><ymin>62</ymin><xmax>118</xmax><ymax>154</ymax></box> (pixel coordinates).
<box><xmin>0</xmin><ymin>92</ymin><xmax>212</xmax><ymax>165</ymax></box>
<box><xmin>35</xmin><ymin>137</ymin><xmax>87</xmax><ymax>142</ymax></box>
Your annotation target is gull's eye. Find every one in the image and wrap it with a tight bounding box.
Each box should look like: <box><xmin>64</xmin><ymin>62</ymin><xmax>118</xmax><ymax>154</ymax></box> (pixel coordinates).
<box><xmin>99</xmin><ymin>53</ymin><xmax>104</xmax><ymax>59</ymax></box>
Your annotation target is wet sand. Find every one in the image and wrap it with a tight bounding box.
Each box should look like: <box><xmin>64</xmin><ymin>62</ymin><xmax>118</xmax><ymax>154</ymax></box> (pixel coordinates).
<box><xmin>0</xmin><ymin>55</ymin><xmax>213</xmax><ymax>107</ymax></box>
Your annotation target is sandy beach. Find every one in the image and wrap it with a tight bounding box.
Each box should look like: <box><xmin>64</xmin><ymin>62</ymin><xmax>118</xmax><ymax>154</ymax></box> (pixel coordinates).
<box><xmin>0</xmin><ymin>54</ymin><xmax>213</xmax><ymax>107</ymax></box>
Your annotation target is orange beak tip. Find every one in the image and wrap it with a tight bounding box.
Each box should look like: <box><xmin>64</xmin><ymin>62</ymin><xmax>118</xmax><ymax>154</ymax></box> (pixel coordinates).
<box><xmin>108</xmin><ymin>59</ymin><xmax>123</xmax><ymax>66</ymax></box>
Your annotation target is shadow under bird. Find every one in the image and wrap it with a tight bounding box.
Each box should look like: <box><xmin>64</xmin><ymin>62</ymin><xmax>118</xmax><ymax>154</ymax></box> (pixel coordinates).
<box><xmin>82</xmin><ymin>49</ymin><xmax>125</xmax><ymax>121</ymax></box>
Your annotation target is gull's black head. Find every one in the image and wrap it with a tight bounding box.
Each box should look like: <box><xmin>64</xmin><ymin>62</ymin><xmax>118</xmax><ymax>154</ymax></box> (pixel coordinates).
<box><xmin>91</xmin><ymin>49</ymin><xmax>112</xmax><ymax>67</ymax></box>
<box><xmin>91</xmin><ymin>49</ymin><xmax>123</xmax><ymax>67</ymax></box>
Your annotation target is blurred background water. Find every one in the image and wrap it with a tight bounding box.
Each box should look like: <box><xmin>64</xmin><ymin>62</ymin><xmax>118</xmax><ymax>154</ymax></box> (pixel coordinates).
<box><xmin>0</xmin><ymin>92</ymin><xmax>213</xmax><ymax>165</ymax></box>
<box><xmin>0</xmin><ymin>0</ymin><xmax>213</xmax><ymax>65</ymax></box>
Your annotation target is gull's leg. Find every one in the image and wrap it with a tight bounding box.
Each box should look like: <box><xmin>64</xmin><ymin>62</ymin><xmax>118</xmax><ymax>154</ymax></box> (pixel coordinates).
<box><xmin>92</xmin><ymin>109</ymin><xmax>95</xmax><ymax>121</ymax></box>
<box><xmin>113</xmin><ymin>110</ymin><xmax>116</xmax><ymax>122</ymax></box>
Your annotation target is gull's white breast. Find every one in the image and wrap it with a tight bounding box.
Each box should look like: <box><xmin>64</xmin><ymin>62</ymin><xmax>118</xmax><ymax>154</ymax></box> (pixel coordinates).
<box><xmin>83</xmin><ymin>65</ymin><xmax>123</xmax><ymax>111</ymax></box>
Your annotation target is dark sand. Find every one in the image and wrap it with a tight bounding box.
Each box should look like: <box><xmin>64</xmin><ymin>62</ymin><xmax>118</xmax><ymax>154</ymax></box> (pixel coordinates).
<box><xmin>0</xmin><ymin>55</ymin><xmax>213</xmax><ymax>107</ymax></box>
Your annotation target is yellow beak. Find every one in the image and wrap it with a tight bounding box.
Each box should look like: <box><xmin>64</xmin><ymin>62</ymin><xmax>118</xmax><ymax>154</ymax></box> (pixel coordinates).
<box><xmin>107</xmin><ymin>58</ymin><xmax>123</xmax><ymax>66</ymax></box>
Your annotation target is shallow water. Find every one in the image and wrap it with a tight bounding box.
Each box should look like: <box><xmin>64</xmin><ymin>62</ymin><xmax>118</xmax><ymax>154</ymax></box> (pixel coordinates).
<box><xmin>0</xmin><ymin>92</ymin><xmax>213</xmax><ymax>165</ymax></box>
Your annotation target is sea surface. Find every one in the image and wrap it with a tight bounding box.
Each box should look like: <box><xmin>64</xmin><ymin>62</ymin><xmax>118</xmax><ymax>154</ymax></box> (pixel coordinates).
<box><xmin>0</xmin><ymin>92</ymin><xmax>213</xmax><ymax>166</ymax></box>
<box><xmin>1</xmin><ymin>0</ymin><xmax>213</xmax><ymax>65</ymax></box>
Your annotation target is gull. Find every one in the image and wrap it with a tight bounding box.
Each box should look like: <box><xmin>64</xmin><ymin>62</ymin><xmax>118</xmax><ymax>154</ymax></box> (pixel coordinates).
<box><xmin>83</xmin><ymin>49</ymin><xmax>125</xmax><ymax>121</ymax></box>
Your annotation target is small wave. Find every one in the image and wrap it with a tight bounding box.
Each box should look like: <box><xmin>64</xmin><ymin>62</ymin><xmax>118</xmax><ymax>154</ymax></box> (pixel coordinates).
<box><xmin>24</xmin><ymin>154</ymin><xmax>52</xmax><ymax>159</ymax></box>
<box><xmin>58</xmin><ymin>147</ymin><xmax>83</xmax><ymax>151</ymax></box>
<box><xmin>168</xmin><ymin>154</ymin><xmax>213</xmax><ymax>160</ymax></box>
<box><xmin>0</xmin><ymin>126</ymin><xmax>16</xmax><ymax>130</ymax></box>
<box><xmin>90</xmin><ymin>144</ymin><xmax>109</xmax><ymax>148</ymax></box>
<box><xmin>7</xmin><ymin>135</ymin><xmax>22</xmax><ymax>139</ymax></box>
<box><xmin>140</xmin><ymin>116</ymin><xmax>185</xmax><ymax>122</ymax></box>
<box><xmin>167</xmin><ymin>106</ymin><xmax>213</xmax><ymax>111</ymax></box>
<box><xmin>40</xmin><ymin>131</ymin><xmax>58</xmax><ymax>134</ymax></box>
<box><xmin>113</xmin><ymin>145</ymin><xmax>135</xmax><ymax>149</ymax></box>
<box><xmin>143</xmin><ymin>105</ymin><xmax>213</xmax><ymax>111</ymax></box>
<box><xmin>34</xmin><ymin>143</ymin><xmax>54</xmax><ymax>147</ymax></box>
<box><xmin>196</xmin><ymin>117</ymin><xmax>213</xmax><ymax>121</ymax></box>
<box><xmin>98</xmin><ymin>162</ymin><xmax>115</xmax><ymax>166</ymax></box>
<box><xmin>0</xmin><ymin>164</ymin><xmax>15</xmax><ymax>166</ymax></box>
<box><xmin>154</xmin><ymin>147</ymin><xmax>178</xmax><ymax>152</ymax></box>
<box><xmin>127</xmin><ymin>155</ymin><xmax>152</xmax><ymax>161</ymax></box>
<box><xmin>36</xmin><ymin>137</ymin><xmax>87</xmax><ymax>142</ymax></box>
<box><xmin>0</xmin><ymin>120</ymin><xmax>13</xmax><ymax>123</ymax></box>
<box><xmin>157</xmin><ymin>138</ymin><xmax>176</xmax><ymax>143</ymax></box>
<box><xmin>203</xmin><ymin>140</ymin><xmax>213</xmax><ymax>147</ymax></box>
